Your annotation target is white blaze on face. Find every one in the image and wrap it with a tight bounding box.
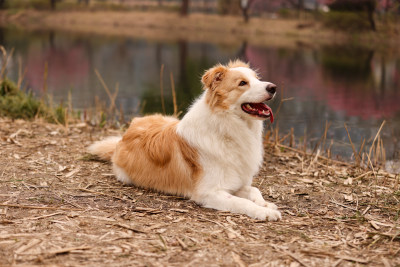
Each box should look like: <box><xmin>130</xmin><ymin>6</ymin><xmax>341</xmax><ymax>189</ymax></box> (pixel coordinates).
<box><xmin>228</xmin><ymin>67</ymin><xmax>275</xmax><ymax>122</ymax></box>
<box><xmin>232</xmin><ymin>67</ymin><xmax>272</xmax><ymax>104</ymax></box>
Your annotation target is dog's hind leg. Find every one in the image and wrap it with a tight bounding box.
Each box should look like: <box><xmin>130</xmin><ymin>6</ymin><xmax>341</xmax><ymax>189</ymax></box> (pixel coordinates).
<box><xmin>113</xmin><ymin>164</ymin><xmax>133</xmax><ymax>185</ymax></box>
<box><xmin>196</xmin><ymin>190</ymin><xmax>281</xmax><ymax>221</ymax></box>
<box><xmin>234</xmin><ymin>186</ymin><xmax>278</xmax><ymax>210</ymax></box>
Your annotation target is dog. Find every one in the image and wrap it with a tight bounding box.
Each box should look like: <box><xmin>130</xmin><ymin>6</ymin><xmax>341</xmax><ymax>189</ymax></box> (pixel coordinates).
<box><xmin>88</xmin><ymin>60</ymin><xmax>281</xmax><ymax>221</ymax></box>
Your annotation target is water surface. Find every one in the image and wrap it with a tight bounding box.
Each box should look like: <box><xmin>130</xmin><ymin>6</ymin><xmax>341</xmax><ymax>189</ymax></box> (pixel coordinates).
<box><xmin>2</xmin><ymin>27</ymin><xmax>399</xmax><ymax>170</ymax></box>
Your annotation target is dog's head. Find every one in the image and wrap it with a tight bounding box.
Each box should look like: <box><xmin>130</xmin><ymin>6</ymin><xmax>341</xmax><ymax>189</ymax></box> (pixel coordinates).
<box><xmin>201</xmin><ymin>60</ymin><xmax>276</xmax><ymax>122</ymax></box>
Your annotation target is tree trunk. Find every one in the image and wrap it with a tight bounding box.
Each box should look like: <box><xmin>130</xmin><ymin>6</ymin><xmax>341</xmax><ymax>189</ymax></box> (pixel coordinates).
<box><xmin>50</xmin><ymin>0</ymin><xmax>56</xmax><ymax>10</ymax></box>
<box><xmin>240</xmin><ymin>0</ymin><xmax>254</xmax><ymax>23</ymax></box>
<box><xmin>78</xmin><ymin>0</ymin><xmax>90</xmax><ymax>5</ymax></box>
<box><xmin>0</xmin><ymin>0</ymin><xmax>5</xmax><ymax>9</ymax></box>
<box><xmin>181</xmin><ymin>0</ymin><xmax>189</xmax><ymax>16</ymax></box>
<box><xmin>242</xmin><ymin>6</ymin><xmax>249</xmax><ymax>23</ymax></box>
<box><xmin>365</xmin><ymin>0</ymin><xmax>376</xmax><ymax>31</ymax></box>
<box><xmin>297</xmin><ymin>0</ymin><xmax>304</xmax><ymax>18</ymax></box>
<box><xmin>367</xmin><ymin>7</ymin><xmax>376</xmax><ymax>31</ymax></box>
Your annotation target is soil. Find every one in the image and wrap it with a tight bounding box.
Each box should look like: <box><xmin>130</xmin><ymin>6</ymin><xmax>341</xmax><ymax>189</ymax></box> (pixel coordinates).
<box><xmin>0</xmin><ymin>117</ymin><xmax>399</xmax><ymax>266</ymax></box>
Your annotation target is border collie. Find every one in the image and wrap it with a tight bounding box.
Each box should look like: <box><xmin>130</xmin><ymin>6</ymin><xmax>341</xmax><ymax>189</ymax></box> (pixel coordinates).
<box><xmin>88</xmin><ymin>60</ymin><xmax>281</xmax><ymax>221</ymax></box>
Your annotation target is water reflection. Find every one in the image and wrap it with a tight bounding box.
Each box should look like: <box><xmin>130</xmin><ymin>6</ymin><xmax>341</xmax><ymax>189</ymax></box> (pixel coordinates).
<box><xmin>1</xmin><ymin>27</ymin><xmax>399</xmax><ymax>163</ymax></box>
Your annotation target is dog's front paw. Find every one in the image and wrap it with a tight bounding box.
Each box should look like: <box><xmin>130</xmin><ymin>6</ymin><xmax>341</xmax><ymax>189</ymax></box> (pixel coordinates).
<box><xmin>252</xmin><ymin>207</ymin><xmax>282</xmax><ymax>221</ymax></box>
<box><xmin>265</xmin><ymin>208</ymin><xmax>282</xmax><ymax>221</ymax></box>
<box><xmin>265</xmin><ymin>202</ymin><xmax>278</xmax><ymax>210</ymax></box>
<box><xmin>254</xmin><ymin>200</ymin><xmax>279</xmax><ymax>210</ymax></box>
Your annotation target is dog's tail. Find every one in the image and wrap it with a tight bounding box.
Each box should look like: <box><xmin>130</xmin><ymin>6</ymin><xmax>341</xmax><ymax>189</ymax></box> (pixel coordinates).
<box><xmin>87</xmin><ymin>136</ymin><xmax>122</xmax><ymax>161</ymax></box>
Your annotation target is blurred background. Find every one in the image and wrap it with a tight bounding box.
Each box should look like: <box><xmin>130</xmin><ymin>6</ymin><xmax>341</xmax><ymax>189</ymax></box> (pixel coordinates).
<box><xmin>0</xmin><ymin>0</ymin><xmax>399</xmax><ymax>170</ymax></box>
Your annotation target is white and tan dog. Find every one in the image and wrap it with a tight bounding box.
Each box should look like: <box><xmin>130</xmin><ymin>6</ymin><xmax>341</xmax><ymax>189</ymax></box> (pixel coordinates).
<box><xmin>88</xmin><ymin>60</ymin><xmax>281</xmax><ymax>221</ymax></box>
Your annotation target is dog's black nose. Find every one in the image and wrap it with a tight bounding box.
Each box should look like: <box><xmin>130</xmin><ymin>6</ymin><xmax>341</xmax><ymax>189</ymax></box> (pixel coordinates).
<box><xmin>266</xmin><ymin>84</ymin><xmax>277</xmax><ymax>94</ymax></box>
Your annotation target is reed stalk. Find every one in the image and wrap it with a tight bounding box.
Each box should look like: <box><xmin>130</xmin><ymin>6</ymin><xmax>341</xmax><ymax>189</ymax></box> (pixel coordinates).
<box><xmin>344</xmin><ymin>123</ymin><xmax>359</xmax><ymax>166</ymax></box>
<box><xmin>170</xmin><ymin>71</ymin><xmax>178</xmax><ymax>116</ymax></box>
<box><xmin>358</xmin><ymin>138</ymin><xmax>366</xmax><ymax>162</ymax></box>
<box><xmin>17</xmin><ymin>56</ymin><xmax>26</xmax><ymax>90</ymax></box>
<box><xmin>42</xmin><ymin>62</ymin><xmax>48</xmax><ymax>100</ymax></box>
<box><xmin>160</xmin><ymin>64</ymin><xmax>166</xmax><ymax>114</ymax></box>
<box><xmin>367</xmin><ymin>120</ymin><xmax>386</xmax><ymax>169</ymax></box>
<box><xmin>0</xmin><ymin>46</ymin><xmax>14</xmax><ymax>80</ymax></box>
<box><xmin>289</xmin><ymin>127</ymin><xmax>294</xmax><ymax>147</ymax></box>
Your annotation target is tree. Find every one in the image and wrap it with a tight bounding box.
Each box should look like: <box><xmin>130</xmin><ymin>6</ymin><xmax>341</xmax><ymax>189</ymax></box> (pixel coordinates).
<box><xmin>328</xmin><ymin>0</ymin><xmax>377</xmax><ymax>31</ymax></box>
<box><xmin>181</xmin><ymin>0</ymin><xmax>189</xmax><ymax>16</ymax></box>
<box><xmin>285</xmin><ymin>0</ymin><xmax>305</xmax><ymax>17</ymax></box>
<box><xmin>218</xmin><ymin>0</ymin><xmax>241</xmax><ymax>15</ymax></box>
<box><xmin>240</xmin><ymin>0</ymin><xmax>255</xmax><ymax>23</ymax></box>
<box><xmin>77</xmin><ymin>0</ymin><xmax>90</xmax><ymax>4</ymax></box>
<box><xmin>50</xmin><ymin>0</ymin><xmax>56</xmax><ymax>10</ymax></box>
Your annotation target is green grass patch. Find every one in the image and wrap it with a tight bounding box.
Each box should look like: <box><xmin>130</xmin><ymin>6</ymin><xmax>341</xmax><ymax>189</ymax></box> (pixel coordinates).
<box><xmin>0</xmin><ymin>78</ymin><xmax>69</xmax><ymax>124</ymax></box>
<box><xmin>0</xmin><ymin>79</ymin><xmax>43</xmax><ymax>120</ymax></box>
<box><xmin>322</xmin><ymin>11</ymin><xmax>373</xmax><ymax>32</ymax></box>
<box><xmin>4</xmin><ymin>0</ymin><xmax>52</xmax><ymax>10</ymax></box>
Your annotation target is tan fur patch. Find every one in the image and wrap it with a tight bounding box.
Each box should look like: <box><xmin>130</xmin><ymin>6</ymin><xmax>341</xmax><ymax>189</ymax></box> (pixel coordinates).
<box><xmin>113</xmin><ymin>115</ymin><xmax>202</xmax><ymax>197</ymax></box>
<box><xmin>201</xmin><ymin>65</ymin><xmax>227</xmax><ymax>91</ymax></box>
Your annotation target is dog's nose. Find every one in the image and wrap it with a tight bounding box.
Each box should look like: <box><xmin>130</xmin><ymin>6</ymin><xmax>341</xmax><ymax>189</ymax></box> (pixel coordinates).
<box><xmin>266</xmin><ymin>84</ymin><xmax>277</xmax><ymax>94</ymax></box>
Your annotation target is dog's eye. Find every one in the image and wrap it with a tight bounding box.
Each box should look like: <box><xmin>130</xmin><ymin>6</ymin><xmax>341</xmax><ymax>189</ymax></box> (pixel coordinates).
<box><xmin>239</xmin><ymin>81</ymin><xmax>247</xmax><ymax>86</ymax></box>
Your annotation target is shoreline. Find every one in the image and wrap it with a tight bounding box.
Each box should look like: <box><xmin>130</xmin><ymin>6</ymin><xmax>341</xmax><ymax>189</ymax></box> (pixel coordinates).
<box><xmin>1</xmin><ymin>10</ymin><xmax>399</xmax><ymax>50</ymax></box>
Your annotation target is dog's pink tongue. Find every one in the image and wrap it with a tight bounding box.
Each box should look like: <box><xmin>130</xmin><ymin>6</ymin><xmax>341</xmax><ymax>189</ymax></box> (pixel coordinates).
<box><xmin>269</xmin><ymin>108</ymin><xmax>274</xmax><ymax>123</ymax></box>
<box><xmin>265</xmin><ymin>105</ymin><xmax>273</xmax><ymax>123</ymax></box>
<box><xmin>256</xmin><ymin>103</ymin><xmax>273</xmax><ymax>123</ymax></box>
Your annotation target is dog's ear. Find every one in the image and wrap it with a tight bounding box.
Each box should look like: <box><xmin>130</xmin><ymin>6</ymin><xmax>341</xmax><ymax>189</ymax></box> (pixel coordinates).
<box><xmin>201</xmin><ymin>65</ymin><xmax>227</xmax><ymax>91</ymax></box>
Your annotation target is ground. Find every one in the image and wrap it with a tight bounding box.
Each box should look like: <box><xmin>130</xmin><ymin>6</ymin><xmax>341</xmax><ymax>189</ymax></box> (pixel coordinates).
<box><xmin>0</xmin><ymin>118</ymin><xmax>399</xmax><ymax>266</ymax></box>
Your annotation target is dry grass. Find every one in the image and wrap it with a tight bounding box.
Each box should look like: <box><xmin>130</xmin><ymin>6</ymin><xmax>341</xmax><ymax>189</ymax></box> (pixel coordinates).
<box><xmin>1</xmin><ymin>10</ymin><xmax>399</xmax><ymax>50</ymax></box>
<box><xmin>0</xmin><ymin>117</ymin><xmax>399</xmax><ymax>266</ymax></box>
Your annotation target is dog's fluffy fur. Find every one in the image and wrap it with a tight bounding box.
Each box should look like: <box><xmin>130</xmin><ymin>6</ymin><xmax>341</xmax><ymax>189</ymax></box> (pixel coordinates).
<box><xmin>88</xmin><ymin>60</ymin><xmax>281</xmax><ymax>221</ymax></box>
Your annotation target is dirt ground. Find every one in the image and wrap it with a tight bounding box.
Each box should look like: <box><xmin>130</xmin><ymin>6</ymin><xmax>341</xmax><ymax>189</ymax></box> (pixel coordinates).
<box><xmin>0</xmin><ymin>117</ymin><xmax>399</xmax><ymax>266</ymax></box>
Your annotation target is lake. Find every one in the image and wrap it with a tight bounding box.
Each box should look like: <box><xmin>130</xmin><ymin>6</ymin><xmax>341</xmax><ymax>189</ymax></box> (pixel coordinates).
<box><xmin>1</xmin><ymin>27</ymin><xmax>399</xmax><ymax>171</ymax></box>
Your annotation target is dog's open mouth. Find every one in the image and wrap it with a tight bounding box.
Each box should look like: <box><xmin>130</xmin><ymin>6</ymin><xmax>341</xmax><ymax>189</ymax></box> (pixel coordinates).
<box><xmin>241</xmin><ymin>103</ymin><xmax>274</xmax><ymax>123</ymax></box>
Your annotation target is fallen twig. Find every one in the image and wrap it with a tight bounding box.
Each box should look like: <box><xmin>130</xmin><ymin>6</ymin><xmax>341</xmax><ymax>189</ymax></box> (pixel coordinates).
<box><xmin>269</xmin><ymin>143</ymin><xmax>351</xmax><ymax>167</ymax></box>
<box><xmin>368</xmin><ymin>231</ymin><xmax>400</xmax><ymax>241</ymax></box>
<box><xmin>231</xmin><ymin>251</ymin><xmax>247</xmax><ymax>267</ymax></box>
<box><xmin>78</xmin><ymin>187</ymin><xmax>135</xmax><ymax>202</ymax></box>
<box><xmin>0</xmin><ymin>203</ymin><xmax>83</xmax><ymax>211</ymax></box>
<box><xmin>111</xmin><ymin>223</ymin><xmax>148</xmax><ymax>234</ymax></box>
<box><xmin>329</xmin><ymin>199</ymin><xmax>358</xmax><ymax>211</ymax></box>
<box><xmin>20</xmin><ymin>211</ymin><xmax>65</xmax><ymax>221</ymax></box>
<box><xmin>284</xmin><ymin>251</ymin><xmax>311</xmax><ymax>267</ymax></box>
<box><xmin>334</xmin><ymin>255</ymin><xmax>369</xmax><ymax>264</ymax></box>
<box><xmin>176</xmin><ymin>237</ymin><xmax>188</xmax><ymax>251</ymax></box>
<box><xmin>44</xmin><ymin>246</ymin><xmax>92</xmax><ymax>256</ymax></box>
<box><xmin>0</xmin><ymin>232</ymin><xmax>50</xmax><ymax>239</ymax></box>
<box><xmin>354</xmin><ymin>171</ymin><xmax>373</xmax><ymax>180</ymax></box>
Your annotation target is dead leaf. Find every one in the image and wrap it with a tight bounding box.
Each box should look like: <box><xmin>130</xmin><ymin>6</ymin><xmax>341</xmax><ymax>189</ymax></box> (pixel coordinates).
<box><xmin>344</xmin><ymin>177</ymin><xmax>353</xmax><ymax>185</ymax></box>
<box><xmin>65</xmin><ymin>168</ymin><xmax>80</xmax><ymax>178</ymax></box>
<box><xmin>343</xmin><ymin>194</ymin><xmax>353</xmax><ymax>202</ymax></box>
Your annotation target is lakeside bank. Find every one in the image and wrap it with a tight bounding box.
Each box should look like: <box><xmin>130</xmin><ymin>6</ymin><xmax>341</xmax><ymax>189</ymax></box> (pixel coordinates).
<box><xmin>0</xmin><ymin>9</ymin><xmax>399</xmax><ymax>51</ymax></box>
